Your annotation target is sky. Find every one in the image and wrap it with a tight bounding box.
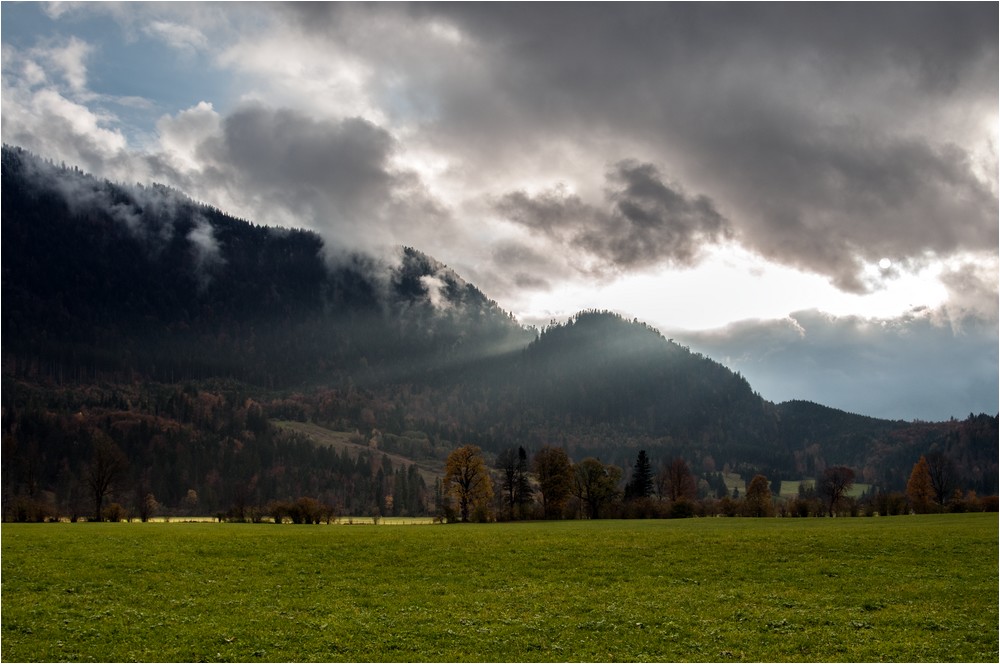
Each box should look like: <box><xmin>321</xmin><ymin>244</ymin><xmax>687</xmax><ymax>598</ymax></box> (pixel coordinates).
<box><xmin>2</xmin><ymin>2</ymin><xmax>997</xmax><ymax>421</ymax></box>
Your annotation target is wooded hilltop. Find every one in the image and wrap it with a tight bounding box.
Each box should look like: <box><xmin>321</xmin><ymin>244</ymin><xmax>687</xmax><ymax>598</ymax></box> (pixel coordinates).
<box><xmin>3</xmin><ymin>146</ymin><xmax>996</xmax><ymax>522</ymax></box>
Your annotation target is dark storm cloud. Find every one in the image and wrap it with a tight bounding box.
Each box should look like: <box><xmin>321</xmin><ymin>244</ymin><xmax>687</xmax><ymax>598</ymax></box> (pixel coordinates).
<box><xmin>701</xmin><ymin>122</ymin><xmax>999</xmax><ymax>292</ymax></box>
<box><xmin>599</xmin><ymin>160</ymin><xmax>731</xmax><ymax>267</ymax></box>
<box><xmin>681</xmin><ymin>310</ymin><xmax>999</xmax><ymax>421</ymax></box>
<box><xmin>202</xmin><ymin>104</ymin><xmax>398</xmax><ymax>224</ymax></box>
<box><xmin>431</xmin><ymin>3</ymin><xmax>995</xmax><ymax>107</ymax></box>
<box><xmin>496</xmin><ymin>161</ymin><xmax>732</xmax><ymax>275</ymax></box>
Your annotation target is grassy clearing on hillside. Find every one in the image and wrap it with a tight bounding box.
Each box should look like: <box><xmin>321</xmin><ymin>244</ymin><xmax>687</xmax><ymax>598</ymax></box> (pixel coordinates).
<box><xmin>2</xmin><ymin>515</ymin><xmax>996</xmax><ymax>662</ymax></box>
<box><xmin>778</xmin><ymin>479</ymin><xmax>871</xmax><ymax>499</ymax></box>
<box><xmin>273</xmin><ymin>420</ymin><xmax>444</xmax><ymax>487</ymax></box>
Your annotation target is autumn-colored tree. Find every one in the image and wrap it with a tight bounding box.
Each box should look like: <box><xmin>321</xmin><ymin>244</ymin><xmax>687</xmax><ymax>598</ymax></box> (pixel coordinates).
<box><xmin>572</xmin><ymin>458</ymin><xmax>622</xmax><ymax>519</ymax></box>
<box><xmin>906</xmin><ymin>455</ymin><xmax>935</xmax><ymax>514</ymax></box>
<box><xmin>744</xmin><ymin>474</ymin><xmax>773</xmax><ymax>517</ymax></box>
<box><xmin>818</xmin><ymin>466</ymin><xmax>855</xmax><ymax>516</ymax></box>
<box><xmin>443</xmin><ymin>445</ymin><xmax>494</xmax><ymax>522</ymax></box>
<box><xmin>658</xmin><ymin>458</ymin><xmax>697</xmax><ymax>502</ymax></box>
<box><xmin>533</xmin><ymin>445</ymin><xmax>573</xmax><ymax>519</ymax></box>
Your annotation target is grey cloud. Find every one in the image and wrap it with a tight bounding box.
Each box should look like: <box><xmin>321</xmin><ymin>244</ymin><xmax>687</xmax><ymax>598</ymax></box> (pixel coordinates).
<box><xmin>488</xmin><ymin>239</ymin><xmax>565</xmax><ymax>293</ymax></box>
<box><xmin>495</xmin><ymin>189</ymin><xmax>591</xmax><ymax>234</ymax></box>
<box><xmin>938</xmin><ymin>262</ymin><xmax>1000</xmax><ymax>325</ymax></box>
<box><xmin>335</xmin><ymin>3</ymin><xmax>997</xmax><ymax>292</ymax></box>
<box><xmin>695</xmin><ymin>119</ymin><xmax>998</xmax><ymax>293</ymax></box>
<box><xmin>598</xmin><ymin>160</ymin><xmax>731</xmax><ymax>267</ymax></box>
<box><xmin>496</xmin><ymin>161</ymin><xmax>732</xmax><ymax>275</ymax></box>
<box><xmin>433</xmin><ymin>3</ymin><xmax>995</xmax><ymax>111</ymax></box>
<box><xmin>204</xmin><ymin>105</ymin><xmax>398</xmax><ymax>222</ymax></box>
<box><xmin>168</xmin><ymin>103</ymin><xmax>455</xmax><ymax>261</ymax></box>
<box><xmin>682</xmin><ymin>309</ymin><xmax>998</xmax><ymax>421</ymax></box>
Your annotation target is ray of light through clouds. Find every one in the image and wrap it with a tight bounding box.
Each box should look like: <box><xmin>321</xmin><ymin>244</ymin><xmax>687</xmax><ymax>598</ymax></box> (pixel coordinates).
<box><xmin>1</xmin><ymin>2</ymin><xmax>997</xmax><ymax>420</ymax></box>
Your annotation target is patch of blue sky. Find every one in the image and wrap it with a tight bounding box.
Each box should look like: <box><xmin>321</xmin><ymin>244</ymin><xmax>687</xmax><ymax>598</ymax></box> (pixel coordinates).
<box><xmin>2</xmin><ymin>3</ymin><xmax>231</xmax><ymax>146</ymax></box>
<box><xmin>1</xmin><ymin>3</ymin><xmax>53</xmax><ymax>48</ymax></box>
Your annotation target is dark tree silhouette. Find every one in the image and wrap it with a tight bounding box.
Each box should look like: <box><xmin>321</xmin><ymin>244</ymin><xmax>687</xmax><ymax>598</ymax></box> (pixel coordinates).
<box><xmin>496</xmin><ymin>446</ymin><xmax>532</xmax><ymax>519</ymax></box>
<box><xmin>658</xmin><ymin>458</ymin><xmax>697</xmax><ymax>502</ymax></box>
<box><xmin>85</xmin><ymin>437</ymin><xmax>128</xmax><ymax>521</ymax></box>
<box><xmin>533</xmin><ymin>446</ymin><xmax>573</xmax><ymax>519</ymax></box>
<box><xmin>573</xmin><ymin>458</ymin><xmax>622</xmax><ymax>519</ymax></box>
<box><xmin>818</xmin><ymin>466</ymin><xmax>855</xmax><ymax>516</ymax></box>
<box><xmin>744</xmin><ymin>474</ymin><xmax>773</xmax><ymax>517</ymax></box>
<box><xmin>625</xmin><ymin>450</ymin><xmax>654</xmax><ymax>500</ymax></box>
<box><xmin>514</xmin><ymin>446</ymin><xmax>533</xmax><ymax>517</ymax></box>
<box><xmin>924</xmin><ymin>451</ymin><xmax>957</xmax><ymax>507</ymax></box>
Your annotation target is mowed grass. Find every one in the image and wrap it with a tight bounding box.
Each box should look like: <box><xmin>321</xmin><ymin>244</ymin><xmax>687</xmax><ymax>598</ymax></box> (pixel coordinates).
<box><xmin>2</xmin><ymin>515</ymin><xmax>996</xmax><ymax>662</ymax></box>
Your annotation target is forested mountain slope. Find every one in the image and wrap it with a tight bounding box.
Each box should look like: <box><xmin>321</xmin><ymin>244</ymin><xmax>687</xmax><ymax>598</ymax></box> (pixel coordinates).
<box><xmin>2</xmin><ymin>146</ymin><xmax>995</xmax><ymax>518</ymax></box>
<box><xmin>1</xmin><ymin>145</ymin><xmax>530</xmax><ymax>387</ymax></box>
<box><xmin>404</xmin><ymin>310</ymin><xmax>787</xmax><ymax>475</ymax></box>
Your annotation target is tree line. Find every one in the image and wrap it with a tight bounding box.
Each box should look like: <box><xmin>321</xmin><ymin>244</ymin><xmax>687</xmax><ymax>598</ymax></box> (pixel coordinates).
<box><xmin>438</xmin><ymin>444</ymin><xmax>998</xmax><ymax>523</ymax></box>
<box><xmin>4</xmin><ymin>374</ymin><xmax>995</xmax><ymax>524</ymax></box>
<box><xmin>2</xmin><ymin>382</ymin><xmax>430</xmax><ymax>523</ymax></box>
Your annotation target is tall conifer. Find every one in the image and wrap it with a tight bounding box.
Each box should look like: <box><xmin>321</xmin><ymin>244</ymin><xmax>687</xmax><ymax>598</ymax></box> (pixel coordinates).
<box><xmin>626</xmin><ymin>450</ymin><xmax>654</xmax><ymax>500</ymax></box>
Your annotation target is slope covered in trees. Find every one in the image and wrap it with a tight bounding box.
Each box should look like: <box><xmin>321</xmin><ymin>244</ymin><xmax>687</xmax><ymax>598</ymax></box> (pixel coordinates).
<box><xmin>2</xmin><ymin>146</ymin><xmax>995</xmax><ymax>519</ymax></box>
<box><xmin>1</xmin><ymin>145</ymin><xmax>530</xmax><ymax>388</ymax></box>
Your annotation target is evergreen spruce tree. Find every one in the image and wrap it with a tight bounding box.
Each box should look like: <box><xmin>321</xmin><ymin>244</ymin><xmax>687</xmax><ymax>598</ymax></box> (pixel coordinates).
<box><xmin>626</xmin><ymin>450</ymin><xmax>654</xmax><ymax>500</ymax></box>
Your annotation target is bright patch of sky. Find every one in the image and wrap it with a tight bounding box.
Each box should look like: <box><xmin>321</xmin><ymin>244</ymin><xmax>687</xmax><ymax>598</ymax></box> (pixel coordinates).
<box><xmin>515</xmin><ymin>245</ymin><xmax>952</xmax><ymax>332</ymax></box>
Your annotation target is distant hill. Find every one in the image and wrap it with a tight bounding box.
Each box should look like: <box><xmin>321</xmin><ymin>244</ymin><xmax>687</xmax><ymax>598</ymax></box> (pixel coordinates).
<box><xmin>2</xmin><ymin>145</ymin><xmax>995</xmax><ymax>518</ymax></box>
<box><xmin>432</xmin><ymin>310</ymin><xmax>787</xmax><ymax>473</ymax></box>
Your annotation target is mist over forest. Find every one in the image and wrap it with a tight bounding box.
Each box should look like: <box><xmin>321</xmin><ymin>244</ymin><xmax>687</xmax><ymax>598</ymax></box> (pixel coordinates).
<box><xmin>3</xmin><ymin>146</ymin><xmax>996</xmax><ymax>522</ymax></box>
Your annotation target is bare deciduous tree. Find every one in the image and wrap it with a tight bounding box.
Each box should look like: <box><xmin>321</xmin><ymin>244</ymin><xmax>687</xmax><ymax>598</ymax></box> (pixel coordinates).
<box><xmin>85</xmin><ymin>436</ymin><xmax>128</xmax><ymax>521</ymax></box>
<box><xmin>658</xmin><ymin>458</ymin><xmax>697</xmax><ymax>502</ymax></box>
<box><xmin>818</xmin><ymin>466</ymin><xmax>855</xmax><ymax>516</ymax></box>
<box><xmin>924</xmin><ymin>451</ymin><xmax>957</xmax><ymax>507</ymax></box>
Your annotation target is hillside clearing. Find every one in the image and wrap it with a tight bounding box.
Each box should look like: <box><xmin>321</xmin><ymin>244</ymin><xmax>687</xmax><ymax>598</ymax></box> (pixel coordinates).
<box><xmin>273</xmin><ymin>420</ymin><xmax>444</xmax><ymax>486</ymax></box>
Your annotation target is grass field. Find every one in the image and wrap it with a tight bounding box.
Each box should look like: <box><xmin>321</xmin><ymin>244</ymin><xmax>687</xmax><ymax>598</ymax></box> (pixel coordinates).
<box><xmin>2</xmin><ymin>515</ymin><xmax>996</xmax><ymax>662</ymax></box>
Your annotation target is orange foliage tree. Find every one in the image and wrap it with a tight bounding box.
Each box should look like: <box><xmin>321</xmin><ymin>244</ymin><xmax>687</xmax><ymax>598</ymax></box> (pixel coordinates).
<box><xmin>906</xmin><ymin>455</ymin><xmax>935</xmax><ymax>514</ymax></box>
<box><xmin>443</xmin><ymin>445</ymin><xmax>494</xmax><ymax>522</ymax></box>
<box><xmin>744</xmin><ymin>474</ymin><xmax>774</xmax><ymax>517</ymax></box>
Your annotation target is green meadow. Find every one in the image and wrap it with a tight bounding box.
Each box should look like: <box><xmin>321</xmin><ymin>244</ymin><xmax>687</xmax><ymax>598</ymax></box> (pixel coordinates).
<box><xmin>2</xmin><ymin>515</ymin><xmax>996</xmax><ymax>662</ymax></box>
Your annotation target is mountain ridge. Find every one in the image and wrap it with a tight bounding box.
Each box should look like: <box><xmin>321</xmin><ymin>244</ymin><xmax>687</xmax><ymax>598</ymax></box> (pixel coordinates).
<box><xmin>2</xmin><ymin>145</ymin><xmax>996</xmax><ymax>517</ymax></box>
